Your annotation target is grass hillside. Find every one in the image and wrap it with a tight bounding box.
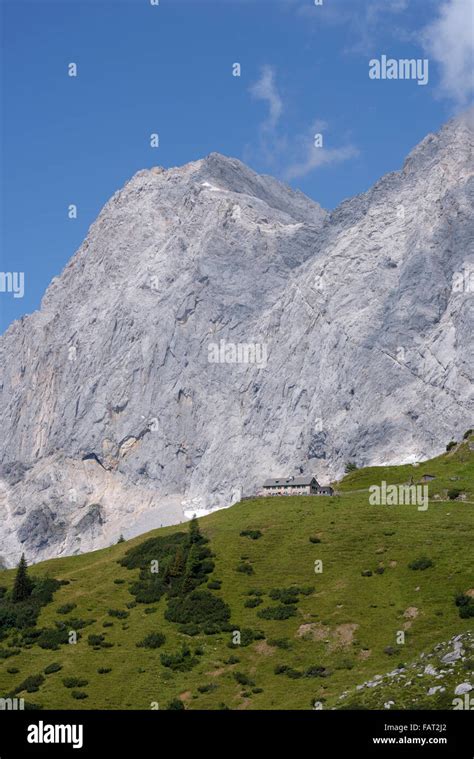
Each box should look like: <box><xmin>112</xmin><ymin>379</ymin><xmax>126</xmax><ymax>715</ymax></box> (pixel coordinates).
<box><xmin>0</xmin><ymin>438</ymin><xmax>473</xmax><ymax>710</ymax></box>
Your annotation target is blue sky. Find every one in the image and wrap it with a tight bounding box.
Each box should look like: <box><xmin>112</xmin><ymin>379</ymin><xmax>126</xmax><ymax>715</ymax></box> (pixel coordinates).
<box><xmin>1</xmin><ymin>0</ymin><xmax>473</xmax><ymax>332</ymax></box>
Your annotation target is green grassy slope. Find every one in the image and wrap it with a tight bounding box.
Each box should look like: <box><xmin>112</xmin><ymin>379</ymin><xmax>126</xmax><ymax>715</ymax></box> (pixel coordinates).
<box><xmin>0</xmin><ymin>439</ymin><xmax>473</xmax><ymax>710</ymax></box>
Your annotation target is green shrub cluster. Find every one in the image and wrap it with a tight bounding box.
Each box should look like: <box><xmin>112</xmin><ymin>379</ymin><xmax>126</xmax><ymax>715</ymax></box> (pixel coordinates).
<box><xmin>257</xmin><ymin>605</ymin><xmax>297</xmax><ymax>620</ymax></box>
<box><xmin>165</xmin><ymin>590</ymin><xmax>231</xmax><ymax>634</ymax></box>
<box><xmin>57</xmin><ymin>603</ymin><xmax>76</xmax><ymax>615</ymax></box>
<box><xmin>160</xmin><ymin>644</ymin><xmax>198</xmax><ymax>672</ymax></box>
<box><xmin>455</xmin><ymin>594</ymin><xmax>474</xmax><ymax>618</ymax></box>
<box><xmin>268</xmin><ymin>638</ymin><xmax>291</xmax><ymax>650</ymax></box>
<box><xmin>239</xmin><ymin>530</ymin><xmax>262</xmax><ymax>540</ymax></box>
<box><xmin>121</xmin><ymin>518</ymin><xmax>214</xmax><ymax>604</ymax></box>
<box><xmin>136</xmin><ymin>632</ymin><xmax>166</xmax><ymax>649</ymax></box>
<box><xmin>235</xmin><ymin>563</ymin><xmax>254</xmax><ymax>575</ymax></box>
<box><xmin>244</xmin><ymin>597</ymin><xmax>262</xmax><ymax>608</ymax></box>
<box><xmin>63</xmin><ymin>677</ymin><xmax>89</xmax><ymax>688</ymax></box>
<box><xmin>13</xmin><ymin>673</ymin><xmax>45</xmax><ymax>694</ymax></box>
<box><xmin>0</xmin><ymin>575</ymin><xmax>61</xmax><ymax>633</ymax></box>
<box><xmin>274</xmin><ymin>664</ymin><xmax>330</xmax><ymax>679</ymax></box>
<box><xmin>108</xmin><ymin>609</ymin><xmax>129</xmax><ymax>619</ymax></box>
<box><xmin>233</xmin><ymin>671</ymin><xmax>255</xmax><ymax>687</ymax></box>
<box><xmin>408</xmin><ymin>557</ymin><xmax>434</xmax><ymax>570</ymax></box>
<box><xmin>87</xmin><ymin>633</ymin><xmax>113</xmax><ymax>649</ymax></box>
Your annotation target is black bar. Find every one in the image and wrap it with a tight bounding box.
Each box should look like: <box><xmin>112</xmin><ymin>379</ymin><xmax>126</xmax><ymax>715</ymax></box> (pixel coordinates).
<box><xmin>0</xmin><ymin>709</ymin><xmax>472</xmax><ymax>757</ymax></box>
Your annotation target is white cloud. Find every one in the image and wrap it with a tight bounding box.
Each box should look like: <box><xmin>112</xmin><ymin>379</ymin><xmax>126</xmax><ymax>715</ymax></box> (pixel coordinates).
<box><xmin>247</xmin><ymin>70</ymin><xmax>358</xmax><ymax>180</ymax></box>
<box><xmin>284</xmin><ymin>145</ymin><xmax>359</xmax><ymax>181</ymax></box>
<box><xmin>422</xmin><ymin>0</ymin><xmax>474</xmax><ymax>105</ymax></box>
<box><xmin>249</xmin><ymin>65</ymin><xmax>283</xmax><ymax>132</ymax></box>
<box><xmin>283</xmin><ymin>121</ymin><xmax>359</xmax><ymax>180</ymax></box>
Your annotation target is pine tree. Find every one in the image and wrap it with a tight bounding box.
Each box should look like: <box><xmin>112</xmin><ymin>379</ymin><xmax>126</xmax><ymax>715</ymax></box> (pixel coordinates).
<box><xmin>11</xmin><ymin>553</ymin><xmax>33</xmax><ymax>603</ymax></box>
<box><xmin>182</xmin><ymin>544</ymin><xmax>201</xmax><ymax>593</ymax></box>
<box><xmin>169</xmin><ymin>545</ymin><xmax>186</xmax><ymax>577</ymax></box>
<box><xmin>188</xmin><ymin>516</ymin><xmax>201</xmax><ymax>544</ymax></box>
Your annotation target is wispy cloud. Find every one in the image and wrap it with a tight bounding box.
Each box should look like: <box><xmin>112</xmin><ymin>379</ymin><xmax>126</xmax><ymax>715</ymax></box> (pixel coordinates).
<box><xmin>249</xmin><ymin>65</ymin><xmax>283</xmax><ymax>132</ymax></box>
<box><xmin>421</xmin><ymin>0</ymin><xmax>474</xmax><ymax>105</ymax></box>
<box><xmin>284</xmin><ymin>142</ymin><xmax>359</xmax><ymax>181</ymax></box>
<box><xmin>247</xmin><ymin>67</ymin><xmax>358</xmax><ymax>181</ymax></box>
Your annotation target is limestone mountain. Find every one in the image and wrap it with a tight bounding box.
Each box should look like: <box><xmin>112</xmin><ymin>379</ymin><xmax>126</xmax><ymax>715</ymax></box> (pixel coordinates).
<box><xmin>0</xmin><ymin>111</ymin><xmax>472</xmax><ymax>565</ymax></box>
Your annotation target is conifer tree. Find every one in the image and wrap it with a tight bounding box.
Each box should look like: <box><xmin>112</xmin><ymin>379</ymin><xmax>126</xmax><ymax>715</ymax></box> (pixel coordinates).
<box><xmin>169</xmin><ymin>545</ymin><xmax>186</xmax><ymax>577</ymax></box>
<box><xmin>182</xmin><ymin>543</ymin><xmax>201</xmax><ymax>593</ymax></box>
<box><xmin>11</xmin><ymin>553</ymin><xmax>33</xmax><ymax>603</ymax></box>
<box><xmin>188</xmin><ymin>515</ymin><xmax>201</xmax><ymax>544</ymax></box>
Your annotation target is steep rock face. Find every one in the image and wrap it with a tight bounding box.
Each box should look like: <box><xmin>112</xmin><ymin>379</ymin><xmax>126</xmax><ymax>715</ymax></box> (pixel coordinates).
<box><xmin>244</xmin><ymin>112</ymin><xmax>474</xmax><ymax>478</ymax></box>
<box><xmin>0</xmin><ymin>113</ymin><xmax>472</xmax><ymax>565</ymax></box>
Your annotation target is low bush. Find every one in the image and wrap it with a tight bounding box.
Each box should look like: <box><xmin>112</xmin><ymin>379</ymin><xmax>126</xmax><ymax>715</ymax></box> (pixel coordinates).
<box><xmin>233</xmin><ymin>672</ymin><xmax>255</xmax><ymax>687</ymax></box>
<box><xmin>57</xmin><ymin>617</ymin><xmax>93</xmax><ymax>631</ymax></box>
<box><xmin>304</xmin><ymin>665</ymin><xmax>329</xmax><ymax>678</ymax></box>
<box><xmin>98</xmin><ymin>667</ymin><xmax>112</xmax><ymax>674</ymax></box>
<box><xmin>44</xmin><ymin>663</ymin><xmax>62</xmax><ymax>674</ymax></box>
<box><xmin>408</xmin><ymin>557</ymin><xmax>433</xmax><ymax>571</ymax></box>
<box><xmin>235</xmin><ymin>563</ymin><xmax>254</xmax><ymax>575</ymax></box>
<box><xmin>177</xmin><ymin>623</ymin><xmax>200</xmax><ymax>636</ymax></box>
<box><xmin>37</xmin><ymin>628</ymin><xmax>70</xmax><ymax>650</ymax></box>
<box><xmin>87</xmin><ymin>633</ymin><xmax>112</xmax><ymax>648</ymax></box>
<box><xmin>108</xmin><ymin>609</ymin><xmax>129</xmax><ymax>619</ymax></box>
<box><xmin>63</xmin><ymin>677</ymin><xmax>89</xmax><ymax>688</ymax></box>
<box><xmin>257</xmin><ymin>605</ymin><xmax>297</xmax><ymax>620</ymax></box>
<box><xmin>0</xmin><ymin>648</ymin><xmax>20</xmax><ymax>659</ymax></box>
<box><xmin>136</xmin><ymin>632</ymin><xmax>166</xmax><ymax>649</ymax></box>
<box><xmin>236</xmin><ymin>628</ymin><xmax>264</xmax><ymax>647</ymax></box>
<box><xmin>57</xmin><ymin>603</ymin><xmax>76</xmax><ymax>615</ymax></box>
<box><xmin>240</xmin><ymin>530</ymin><xmax>262</xmax><ymax>540</ymax></box>
<box><xmin>165</xmin><ymin>590</ymin><xmax>231</xmax><ymax>632</ymax></box>
<box><xmin>268</xmin><ymin>588</ymin><xmax>299</xmax><ymax>605</ymax></box>
<box><xmin>14</xmin><ymin>674</ymin><xmax>45</xmax><ymax>694</ymax></box>
<box><xmin>71</xmin><ymin>690</ymin><xmax>88</xmax><ymax>700</ymax></box>
<box><xmin>447</xmin><ymin>489</ymin><xmax>461</xmax><ymax>500</ymax></box>
<box><xmin>160</xmin><ymin>645</ymin><xmax>198</xmax><ymax>672</ymax></box>
<box><xmin>455</xmin><ymin>594</ymin><xmax>474</xmax><ymax>619</ymax></box>
<box><xmin>166</xmin><ymin>699</ymin><xmax>185</xmax><ymax>710</ymax></box>
<box><xmin>244</xmin><ymin>597</ymin><xmax>262</xmax><ymax>608</ymax></box>
<box><xmin>197</xmin><ymin>683</ymin><xmax>217</xmax><ymax>694</ymax></box>
<box><xmin>268</xmin><ymin>638</ymin><xmax>291</xmax><ymax>650</ymax></box>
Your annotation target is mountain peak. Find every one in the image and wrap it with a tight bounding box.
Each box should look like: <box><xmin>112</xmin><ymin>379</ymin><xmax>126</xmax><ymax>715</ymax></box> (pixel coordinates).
<box><xmin>0</xmin><ymin>115</ymin><xmax>471</xmax><ymax>565</ymax></box>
